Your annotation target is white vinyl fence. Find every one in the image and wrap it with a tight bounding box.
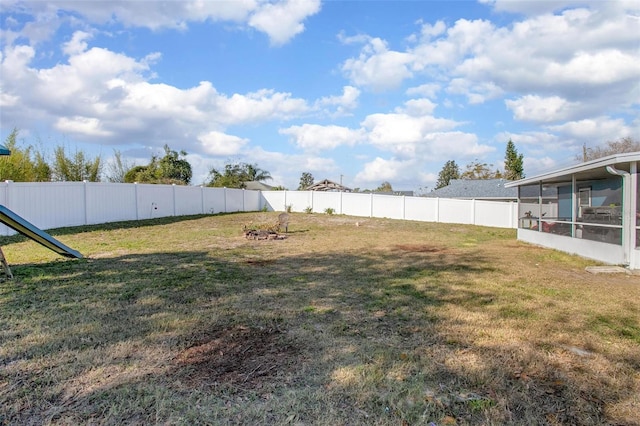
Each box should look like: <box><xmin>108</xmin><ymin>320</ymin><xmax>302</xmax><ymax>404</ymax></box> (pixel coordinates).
<box><xmin>0</xmin><ymin>182</ymin><xmax>518</xmax><ymax>236</ymax></box>
<box><xmin>261</xmin><ymin>191</ymin><xmax>518</xmax><ymax>229</ymax></box>
<box><xmin>0</xmin><ymin>181</ymin><xmax>262</xmax><ymax>236</ymax></box>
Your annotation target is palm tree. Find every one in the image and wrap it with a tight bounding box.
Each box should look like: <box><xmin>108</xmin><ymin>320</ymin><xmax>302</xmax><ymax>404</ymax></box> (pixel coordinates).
<box><xmin>244</xmin><ymin>163</ymin><xmax>272</xmax><ymax>182</ymax></box>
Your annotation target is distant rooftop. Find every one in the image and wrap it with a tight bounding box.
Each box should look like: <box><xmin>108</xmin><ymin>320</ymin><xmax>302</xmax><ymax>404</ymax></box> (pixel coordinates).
<box><xmin>424</xmin><ymin>179</ymin><xmax>516</xmax><ymax>200</ymax></box>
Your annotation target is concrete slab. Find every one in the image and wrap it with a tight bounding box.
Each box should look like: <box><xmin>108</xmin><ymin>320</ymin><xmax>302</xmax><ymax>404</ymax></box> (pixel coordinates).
<box><xmin>585</xmin><ymin>266</ymin><xmax>630</xmax><ymax>274</ymax></box>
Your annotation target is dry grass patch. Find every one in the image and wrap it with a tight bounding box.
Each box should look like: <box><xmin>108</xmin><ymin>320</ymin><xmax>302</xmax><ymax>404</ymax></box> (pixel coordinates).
<box><xmin>0</xmin><ymin>212</ymin><xmax>639</xmax><ymax>425</ymax></box>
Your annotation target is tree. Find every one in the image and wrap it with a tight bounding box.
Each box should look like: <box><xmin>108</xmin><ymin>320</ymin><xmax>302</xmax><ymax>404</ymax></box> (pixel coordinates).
<box><xmin>503</xmin><ymin>139</ymin><xmax>524</xmax><ymax>180</ymax></box>
<box><xmin>461</xmin><ymin>160</ymin><xmax>502</xmax><ymax>180</ymax></box>
<box><xmin>375</xmin><ymin>181</ymin><xmax>393</xmax><ymax>192</ymax></box>
<box><xmin>158</xmin><ymin>145</ymin><xmax>192</xmax><ymax>185</ymax></box>
<box><xmin>123</xmin><ymin>145</ymin><xmax>192</xmax><ymax>185</ymax></box>
<box><xmin>105</xmin><ymin>149</ymin><xmax>134</xmax><ymax>183</ymax></box>
<box><xmin>243</xmin><ymin>163</ymin><xmax>271</xmax><ymax>182</ymax></box>
<box><xmin>578</xmin><ymin>137</ymin><xmax>640</xmax><ymax>162</ymax></box>
<box><xmin>0</xmin><ymin>129</ymin><xmax>51</xmax><ymax>182</ymax></box>
<box><xmin>298</xmin><ymin>172</ymin><xmax>314</xmax><ymax>190</ymax></box>
<box><xmin>435</xmin><ymin>160</ymin><xmax>460</xmax><ymax>189</ymax></box>
<box><xmin>52</xmin><ymin>146</ymin><xmax>102</xmax><ymax>182</ymax></box>
<box><xmin>205</xmin><ymin>162</ymin><xmax>272</xmax><ymax>188</ymax></box>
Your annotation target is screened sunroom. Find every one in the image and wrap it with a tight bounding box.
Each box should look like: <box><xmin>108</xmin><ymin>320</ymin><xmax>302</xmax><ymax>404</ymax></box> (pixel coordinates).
<box><xmin>505</xmin><ymin>152</ymin><xmax>639</xmax><ymax>270</ymax></box>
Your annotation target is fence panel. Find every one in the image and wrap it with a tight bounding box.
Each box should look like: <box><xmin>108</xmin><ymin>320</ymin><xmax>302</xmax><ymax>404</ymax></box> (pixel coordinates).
<box><xmin>86</xmin><ymin>182</ymin><xmax>137</xmax><ymax>225</ymax></box>
<box><xmin>341</xmin><ymin>193</ymin><xmax>372</xmax><ymax>217</ymax></box>
<box><xmin>203</xmin><ymin>187</ymin><xmax>226</xmax><ymax>213</ymax></box>
<box><xmin>404</xmin><ymin>197</ymin><xmax>438</xmax><ymax>222</ymax></box>
<box><xmin>243</xmin><ymin>190</ymin><xmax>262</xmax><ymax>212</ymax></box>
<box><xmin>475</xmin><ymin>200</ymin><xmax>515</xmax><ymax>228</ymax></box>
<box><xmin>175</xmin><ymin>185</ymin><xmax>204</xmax><ymax>216</ymax></box>
<box><xmin>136</xmin><ymin>184</ymin><xmax>174</xmax><ymax>220</ymax></box>
<box><xmin>11</xmin><ymin>182</ymin><xmax>85</xmax><ymax>229</ymax></box>
<box><xmin>284</xmin><ymin>191</ymin><xmax>312</xmax><ymax>212</ymax></box>
<box><xmin>261</xmin><ymin>191</ymin><xmax>285</xmax><ymax>212</ymax></box>
<box><xmin>225</xmin><ymin>188</ymin><xmax>245</xmax><ymax>212</ymax></box>
<box><xmin>372</xmin><ymin>194</ymin><xmax>404</xmax><ymax>219</ymax></box>
<box><xmin>311</xmin><ymin>192</ymin><xmax>342</xmax><ymax>214</ymax></box>
<box><xmin>438</xmin><ymin>199</ymin><xmax>473</xmax><ymax>224</ymax></box>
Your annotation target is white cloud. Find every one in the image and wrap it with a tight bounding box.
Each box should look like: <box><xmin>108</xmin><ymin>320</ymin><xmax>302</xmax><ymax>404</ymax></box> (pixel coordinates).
<box><xmin>280</xmin><ymin>124</ymin><xmax>363</xmax><ymax>152</ymax></box>
<box><xmin>398</xmin><ymin>98</ymin><xmax>437</xmax><ymax>116</ymax></box>
<box><xmin>315</xmin><ymin>86</ymin><xmax>360</xmax><ymax>114</ymax></box>
<box><xmin>547</xmin><ymin>117</ymin><xmax>632</xmax><ymax>141</ymax></box>
<box><xmin>360</xmin><ymin>111</ymin><xmax>493</xmax><ymax>161</ymax></box>
<box><xmin>198</xmin><ymin>131</ymin><xmax>248</xmax><ymax>156</ymax></box>
<box><xmin>62</xmin><ymin>30</ymin><xmax>92</xmax><ymax>56</ymax></box>
<box><xmin>505</xmin><ymin>95</ymin><xmax>581</xmax><ymax>123</ymax></box>
<box><xmin>0</xmin><ymin>40</ymin><xmax>311</xmax><ymax>150</ymax></box>
<box><xmin>218</xmin><ymin>90</ymin><xmax>309</xmax><ymax>124</ymax></box>
<box><xmin>406</xmin><ymin>83</ymin><xmax>440</xmax><ymax>99</ymax></box>
<box><xmin>341</xmin><ymin>38</ymin><xmax>415</xmax><ymax>91</ymax></box>
<box><xmin>2</xmin><ymin>0</ymin><xmax>318</xmax><ymax>45</ymax></box>
<box><xmin>248</xmin><ymin>0</ymin><xmax>321</xmax><ymax>46</ymax></box>
<box><xmin>355</xmin><ymin>157</ymin><xmax>406</xmax><ymax>183</ymax></box>
<box><xmin>55</xmin><ymin>116</ymin><xmax>112</xmax><ymax>137</ymax></box>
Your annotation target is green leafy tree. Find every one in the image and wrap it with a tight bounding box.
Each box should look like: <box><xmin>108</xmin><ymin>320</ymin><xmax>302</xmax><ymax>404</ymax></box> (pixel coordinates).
<box><xmin>504</xmin><ymin>139</ymin><xmax>524</xmax><ymax>180</ymax></box>
<box><xmin>461</xmin><ymin>160</ymin><xmax>502</xmax><ymax>180</ymax></box>
<box><xmin>123</xmin><ymin>145</ymin><xmax>192</xmax><ymax>185</ymax></box>
<box><xmin>375</xmin><ymin>181</ymin><xmax>393</xmax><ymax>192</ymax></box>
<box><xmin>33</xmin><ymin>149</ymin><xmax>51</xmax><ymax>181</ymax></box>
<box><xmin>578</xmin><ymin>137</ymin><xmax>640</xmax><ymax>162</ymax></box>
<box><xmin>158</xmin><ymin>145</ymin><xmax>192</xmax><ymax>184</ymax></box>
<box><xmin>0</xmin><ymin>129</ymin><xmax>51</xmax><ymax>181</ymax></box>
<box><xmin>105</xmin><ymin>149</ymin><xmax>134</xmax><ymax>183</ymax></box>
<box><xmin>435</xmin><ymin>160</ymin><xmax>460</xmax><ymax>189</ymax></box>
<box><xmin>206</xmin><ymin>162</ymin><xmax>272</xmax><ymax>188</ymax></box>
<box><xmin>52</xmin><ymin>146</ymin><xmax>102</xmax><ymax>182</ymax></box>
<box><xmin>298</xmin><ymin>172</ymin><xmax>314</xmax><ymax>190</ymax></box>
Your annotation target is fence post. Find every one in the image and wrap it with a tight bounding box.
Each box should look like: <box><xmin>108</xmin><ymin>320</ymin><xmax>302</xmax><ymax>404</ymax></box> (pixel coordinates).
<box><xmin>435</xmin><ymin>198</ymin><xmax>440</xmax><ymax>223</ymax></box>
<box><xmin>172</xmin><ymin>184</ymin><xmax>176</xmax><ymax>216</ymax></box>
<box><xmin>370</xmin><ymin>193</ymin><xmax>374</xmax><ymax>218</ymax></box>
<box><xmin>224</xmin><ymin>187</ymin><xmax>227</xmax><ymax>213</ymax></box>
<box><xmin>471</xmin><ymin>199</ymin><xmax>476</xmax><ymax>225</ymax></box>
<box><xmin>201</xmin><ymin>186</ymin><xmax>205</xmax><ymax>214</ymax></box>
<box><xmin>134</xmin><ymin>182</ymin><xmax>139</xmax><ymax>220</ymax></box>
<box><xmin>83</xmin><ymin>180</ymin><xmax>88</xmax><ymax>225</ymax></box>
<box><xmin>402</xmin><ymin>195</ymin><xmax>406</xmax><ymax>220</ymax></box>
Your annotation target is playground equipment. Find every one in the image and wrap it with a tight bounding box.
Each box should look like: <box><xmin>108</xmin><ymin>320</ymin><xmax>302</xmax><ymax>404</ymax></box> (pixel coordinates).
<box><xmin>0</xmin><ymin>205</ymin><xmax>83</xmax><ymax>278</ymax></box>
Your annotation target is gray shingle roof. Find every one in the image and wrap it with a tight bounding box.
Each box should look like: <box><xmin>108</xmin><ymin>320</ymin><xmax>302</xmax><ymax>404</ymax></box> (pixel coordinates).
<box><xmin>424</xmin><ymin>179</ymin><xmax>516</xmax><ymax>199</ymax></box>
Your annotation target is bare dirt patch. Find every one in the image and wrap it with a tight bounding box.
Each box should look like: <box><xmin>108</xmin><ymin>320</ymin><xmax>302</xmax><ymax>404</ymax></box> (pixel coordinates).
<box><xmin>392</xmin><ymin>244</ymin><xmax>444</xmax><ymax>253</ymax></box>
<box><xmin>173</xmin><ymin>325</ymin><xmax>301</xmax><ymax>390</ymax></box>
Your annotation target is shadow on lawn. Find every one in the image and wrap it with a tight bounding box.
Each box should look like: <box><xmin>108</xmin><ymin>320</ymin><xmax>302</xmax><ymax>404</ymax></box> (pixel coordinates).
<box><xmin>1</xmin><ymin>247</ymin><xmax>637</xmax><ymax>425</ymax></box>
<box><xmin>0</xmin><ymin>212</ymin><xmax>242</xmax><ymax>244</ymax></box>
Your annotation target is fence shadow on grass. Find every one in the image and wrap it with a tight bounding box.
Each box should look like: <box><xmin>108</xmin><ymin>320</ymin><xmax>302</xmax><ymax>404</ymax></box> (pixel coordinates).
<box><xmin>1</xmin><ymin>246</ymin><xmax>638</xmax><ymax>425</ymax></box>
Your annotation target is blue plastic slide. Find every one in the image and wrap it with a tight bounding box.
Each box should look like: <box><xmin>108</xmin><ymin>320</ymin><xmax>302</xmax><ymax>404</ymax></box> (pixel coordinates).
<box><xmin>0</xmin><ymin>205</ymin><xmax>83</xmax><ymax>258</ymax></box>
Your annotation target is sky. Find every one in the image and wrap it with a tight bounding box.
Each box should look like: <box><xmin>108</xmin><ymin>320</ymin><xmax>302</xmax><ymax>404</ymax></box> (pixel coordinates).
<box><xmin>1</xmin><ymin>0</ymin><xmax>639</xmax><ymax>191</ymax></box>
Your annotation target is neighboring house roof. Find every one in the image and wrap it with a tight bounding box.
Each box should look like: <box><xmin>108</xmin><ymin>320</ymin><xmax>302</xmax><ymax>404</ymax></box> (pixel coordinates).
<box><xmin>424</xmin><ymin>179</ymin><xmax>516</xmax><ymax>200</ymax></box>
<box><xmin>306</xmin><ymin>179</ymin><xmax>352</xmax><ymax>192</ymax></box>
<box><xmin>244</xmin><ymin>181</ymin><xmax>274</xmax><ymax>191</ymax></box>
<box><xmin>0</xmin><ymin>144</ymin><xmax>10</xmax><ymax>156</ymax></box>
<box><xmin>375</xmin><ymin>190</ymin><xmax>414</xmax><ymax>196</ymax></box>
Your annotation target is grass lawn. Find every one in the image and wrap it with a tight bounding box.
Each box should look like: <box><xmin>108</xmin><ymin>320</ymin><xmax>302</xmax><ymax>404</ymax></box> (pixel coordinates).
<box><xmin>1</xmin><ymin>212</ymin><xmax>639</xmax><ymax>425</ymax></box>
